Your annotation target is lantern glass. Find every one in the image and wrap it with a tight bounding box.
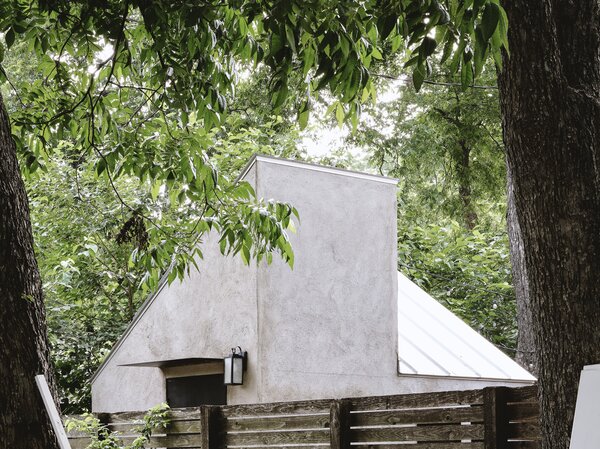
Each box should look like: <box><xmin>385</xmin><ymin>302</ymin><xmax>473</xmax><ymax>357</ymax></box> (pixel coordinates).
<box><xmin>224</xmin><ymin>356</ymin><xmax>233</xmax><ymax>384</ymax></box>
<box><xmin>224</xmin><ymin>348</ymin><xmax>245</xmax><ymax>385</ymax></box>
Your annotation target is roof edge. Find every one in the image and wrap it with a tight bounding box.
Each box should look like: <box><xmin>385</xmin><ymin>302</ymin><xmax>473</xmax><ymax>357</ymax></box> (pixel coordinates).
<box><xmin>90</xmin><ymin>273</ymin><xmax>171</xmax><ymax>384</ymax></box>
<box><xmin>397</xmin><ymin>372</ymin><xmax>537</xmax><ymax>383</ymax></box>
<box><xmin>238</xmin><ymin>154</ymin><xmax>398</xmax><ymax>185</ymax></box>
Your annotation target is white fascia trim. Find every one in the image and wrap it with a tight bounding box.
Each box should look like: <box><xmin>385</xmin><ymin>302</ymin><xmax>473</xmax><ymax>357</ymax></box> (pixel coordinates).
<box><xmin>239</xmin><ymin>154</ymin><xmax>398</xmax><ymax>185</ymax></box>
<box><xmin>397</xmin><ymin>372</ymin><xmax>537</xmax><ymax>384</ymax></box>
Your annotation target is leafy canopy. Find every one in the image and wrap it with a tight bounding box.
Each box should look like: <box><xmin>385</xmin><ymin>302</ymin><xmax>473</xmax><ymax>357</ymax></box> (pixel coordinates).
<box><xmin>0</xmin><ymin>0</ymin><xmax>508</xmax><ymax>283</ymax></box>
<box><xmin>0</xmin><ymin>0</ymin><xmax>514</xmax><ymax>410</ymax></box>
<box><xmin>0</xmin><ymin>0</ymin><xmax>509</xmax><ymax>153</ymax></box>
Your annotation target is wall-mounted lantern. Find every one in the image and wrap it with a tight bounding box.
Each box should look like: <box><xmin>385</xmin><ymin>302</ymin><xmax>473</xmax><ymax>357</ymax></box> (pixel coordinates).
<box><xmin>224</xmin><ymin>347</ymin><xmax>247</xmax><ymax>385</ymax></box>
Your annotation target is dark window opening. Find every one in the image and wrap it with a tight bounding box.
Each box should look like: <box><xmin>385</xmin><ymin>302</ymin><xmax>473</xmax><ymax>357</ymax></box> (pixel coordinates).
<box><xmin>166</xmin><ymin>374</ymin><xmax>227</xmax><ymax>407</ymax></box>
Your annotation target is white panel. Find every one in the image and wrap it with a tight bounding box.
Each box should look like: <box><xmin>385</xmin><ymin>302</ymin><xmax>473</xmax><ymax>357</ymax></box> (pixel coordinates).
<box><xmin>570</xmin><ymin>364</ymin><xmax>600</xmax><ymax>449</ymax></box>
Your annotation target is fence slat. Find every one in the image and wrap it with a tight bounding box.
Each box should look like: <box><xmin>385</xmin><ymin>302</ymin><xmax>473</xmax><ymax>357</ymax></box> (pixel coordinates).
<box><xmin>226</xmin><ymin>429</ymin><xmax>330</xmax><ymax>446</ymax></box>
<box><xmin>118</xmin><ymin>434</ymin><xmax>202</xmax><ymax>447</ymax></box>
<box><xmin>352</xmin><ymin>406</ymin><xmax>484</xmax><ymax>427</ymax></box>
<box><xmin>507</xmin><ymin>422</ymin><xmax>541</xmax><ymax>440</ymax></box>
<box><xmin>330</xmin><ymin>399</ymin><xmax>351</xmax><ymax>449</ymax></box>
<box><xmin>226</xmin><ymin>414</ymin><xmax>329</xmax><ymax>431</ymax></box>
<box><xmin>505</xmin><ymin>386</ymin><xmax>538</xmax><ymax>403</ymax></box>
<box><xmin>506</xmin><ymin>402</ymin><xmax>539</xmax><ymax>422</ymax></box>
<box><xmin>351</xmin><ymin>423</ymin><xmax>484</xmax><ymax>442</ymax></box>
<box><xmin>351</xmin><ymin>443</ymin><xmax>484</xmax><ymax>449</ymax></box>
<box><xmin>67</xmin><ymin>439</ymin><xmax>91</xmax><ymax>449</ymax></box>
<box><xmin>353</xmin><ymin>389</ymin><xmax>484</xmax><ymax>411</ymax></box>
<box><xmin>506</xmin><ymin>442</ymin><xmax>541</xmax><ymax>449</ymax></box>
<box><xmin>483</xmin><ymin>387</ymin><xmax>510</xmax><ymax>449</ymax></box>
<box><xmin>222</xmin><ymin>400</ymin><xmax>331</xmax><ymax>418</ymax></box>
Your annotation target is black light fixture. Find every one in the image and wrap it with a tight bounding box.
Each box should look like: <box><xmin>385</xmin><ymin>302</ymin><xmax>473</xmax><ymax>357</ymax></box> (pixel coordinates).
<box><xmin>224</xmin><ymin>347</ymin><xmax>247</xmax><ymax>385</ymax></box>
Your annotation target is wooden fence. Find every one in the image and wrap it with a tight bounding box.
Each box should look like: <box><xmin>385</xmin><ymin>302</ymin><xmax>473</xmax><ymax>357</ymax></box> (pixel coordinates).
<box><xmin>67</xmin><ymin>385</ymin><xmax>540</xmax><ymax>449</ymax></box>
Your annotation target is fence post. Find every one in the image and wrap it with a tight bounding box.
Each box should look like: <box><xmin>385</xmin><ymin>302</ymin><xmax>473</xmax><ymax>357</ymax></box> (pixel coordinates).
<box><xmin>200</xmin><ymin>405</ymin><xmax>224</xmax><ymax>449</ymax></box>
<box><xmin>330</xmin><ymin>399</ymin><xmax>351</xmax><ymax>449</ymax></box>
<box><xmin>483</xmin><ymin>387</ymin><xmax>509</xmax><ymax>449</ymax></box>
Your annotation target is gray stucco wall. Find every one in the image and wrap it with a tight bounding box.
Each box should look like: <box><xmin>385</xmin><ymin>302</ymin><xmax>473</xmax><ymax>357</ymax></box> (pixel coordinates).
<box><xmin>92</xmin><ymin>166</ymin><xmax>261</xmax><ymax>412</ymax></box>
<box><xmin>92</xmin><ymin>156</ymin><xmax>531</xmax><ymax>413</ymax></box>
<box><xmin>254</xmin><ymin>160</ymin><xmax>400</xmax><ymax>401</ymax></box>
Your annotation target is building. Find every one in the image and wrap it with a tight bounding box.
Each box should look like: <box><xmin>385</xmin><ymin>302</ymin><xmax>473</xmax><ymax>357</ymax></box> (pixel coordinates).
<box><xmin>91</xmin><ymin>155</ymin><xmax>534</xmax><ymax>412</ymax></box>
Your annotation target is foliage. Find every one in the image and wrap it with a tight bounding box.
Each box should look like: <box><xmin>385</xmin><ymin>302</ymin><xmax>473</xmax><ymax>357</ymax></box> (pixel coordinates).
<box><xmin>28</xmin><ymin>153</ymin><xmax>151</xmax><ymax>412</ymax></box>
<box><xmin>345</xmin><ymin>56</ymin><xmax>505</xmax><ymax>229</ymax></box>
<box><xmin>398</xmin><ymin>221</ymin><xmax>516</xmax><ymax>351</ymax></box>
<box><xmin>0</xmin><ymin>0</ymin><xmax>511</xmax><ymax>295</ymax></box>
<box><xmin>0</xmin><ymin>0</ymin><xmax>509</xmax><ymax>161</ymax></box>
<box><xmin>65</xmin><ymin>403</ymin><xmax>170</xmax><ymax>449</ymax></box>
<box><xmin>26</xmin><ymin>117</ymin><xmax>303</xmax><ymax>412</ymax></box>
<box><xmin>335</xmin><ymin>53</ymin><xmax>514</xmax><ymax>351</ymax></box>
<box><xmin>1</xmin><ymin>0</ymin><xmax>307</xmax><ymax>302</ymax></box>
<box><xmin>0</xmin><ymin>0</ymin><xmax>514</xmax><ymax>420</ymax></box>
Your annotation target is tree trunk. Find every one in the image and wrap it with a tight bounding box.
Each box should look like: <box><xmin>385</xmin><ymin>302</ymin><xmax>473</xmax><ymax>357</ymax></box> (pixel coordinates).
<box><xmin>0</xmin><ymin>93</ymin><xmax>59</xmax><ymax>448</ymax></box>
<box><xmin>498</xmin><ymin>1</ymin><xmax>600</xmax><ymax>448</ymax></box>
<box><xmin>506</xmin><ymin>163</ymin><xmax>538</xmax><ymax>376</ymax></box>
<box><xmin>457</xmin><ymin>139</ymin><xmax>478</xmax><ymax>230</ymax></box>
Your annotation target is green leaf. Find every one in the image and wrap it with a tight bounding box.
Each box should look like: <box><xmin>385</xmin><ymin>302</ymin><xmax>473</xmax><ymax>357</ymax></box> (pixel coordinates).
<box><xmin>419</xmin><ymin>37</ymin><xmax>437</xmax><ymax>59</ymax></box>
<box><xmin>440</xmin><ymin>36</ymin><xmax>455</xmax><ymax>64</ymax></box>
<box><xmin>378</xmin><ymin>15</ymin><xmax>397</xmax><ymax>40</ymax></box>
<box><xmin>335</xmin><ymin>102</ymin><xmax>344</xmax><ymax>127</ymax></box>
<box><xmin>285</xmin><ymin>24</ymin><xmax>296</xmax><ymax>53</ymax></box>
<box><xmin>496</xmin><ymin>4</ymin><xmax>510</xmax><ymax>52</ymax></box>
<box><xmin>371</xmin><ymin>47</ymin><xmax>383</xmax><ymax>60</ymax></box>
<box><xmin>473</xmin><ymin>27</ymin><xmax>487</xmax><ymax>78</ymax></box>
<box><xmin>481</xmin><ymin>3</ymin><xmax>501</xmax><ymax>41</ymax></box>
<box><xmin>5</xmin><ymin>28</ymin><xmax>15</xmax><ymax>49</ymax></box>
<box><xmin>449</xmin><ymin>40</ymin><xmax>467</xmax><ymax>73</ymax></box>
<box><xmin>413</xmin><ymin>63</ymin><xmax>426</xmax><ymax>91</ymax></box>
<box><xmin>298</xmin><ymin>100</ymin><xmax>310</xmax><ymax>130</ymax></box>
<box><xmin>460</xmin><ymin>59</ymin><xmax>474</xmax><ymax>90</ymax></box>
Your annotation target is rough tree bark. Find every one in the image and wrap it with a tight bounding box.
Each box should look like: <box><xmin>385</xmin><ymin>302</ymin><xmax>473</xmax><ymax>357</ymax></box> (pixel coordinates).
<box><xmin>506</xmin><ymin>164</ymin><xmax>538</xmax><ymax>375</ymax></box>
<box><xmin>498</xmin><ymin>1</ymin><xmax>600</xmax><ymax>447</ymax></box>
<box><xmin>0</xmin><ymin>93</ymin><xmax>59</xmax><ymax>448</ymax></box>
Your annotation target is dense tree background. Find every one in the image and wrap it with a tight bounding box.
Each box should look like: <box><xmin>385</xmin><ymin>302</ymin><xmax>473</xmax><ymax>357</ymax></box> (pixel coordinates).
<box><xmin>2</xmin><ymin>33</ymin><xmax>518</xmax><ymax>413</ymax></box>
<box><xmin>2</xmin><ymin>1</ymin><xmax>596</xmax><ymax>448</ymax></box>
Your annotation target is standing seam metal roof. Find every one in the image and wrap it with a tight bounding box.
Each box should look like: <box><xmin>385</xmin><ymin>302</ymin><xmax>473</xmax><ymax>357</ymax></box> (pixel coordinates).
<box><xmin>397</xmin><ymin>271</ymin><xmax>535</xmax><ymax>381</ymax></box>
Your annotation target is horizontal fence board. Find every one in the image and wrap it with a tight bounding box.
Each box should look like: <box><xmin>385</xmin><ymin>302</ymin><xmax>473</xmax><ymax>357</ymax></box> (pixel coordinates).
<box><xmin>351</xmin><ymin>406</ymin><xmax>483</xmax><ymax>427</ymax></box>
<box><xmin>68</xmin><ymin>433</ymin><xmax>203</xmax><ymax>448</ymax></box>
<box><xmin>353</xmin><ymin>389</ymin><xmax>484</xmax><ymax>412</ymax></box>
<box><xmin>222</xmin><ymin>400</ymin><xmax>331</xmax><ymax>418</ymax></box>
<box><xmin>351</xmin><ymin>443</ymin><xmax>484</xmax><ymax>449</ymax></box>
<box><xmin>68</xmin><ymin>439</ymin><xmax>91</xmax><ymax>449</ymax></box>
<box><xmin>506</xmin><ymin>442</ymin><xmax>541</xmax><ymax>449</ymax></box>
<box><xmin>351</xmin><ymin>423</ymin><xmax>484</xmax><ymax>442</ymax></box>
<box><xmin>102</xmin><ymin>407</ymin><xmax>206</xmax><ymax>423</ymax></box>
<box><xmin>507</xmin><ymin>422</ymin><xmax>541</xmax><ymax>440</ymax></box>
<box><xmin>507</xmin><ymin>403</ymin><xmax>539</xmax><ymax>422</ymax></box>
<box><xmin>169</xmin><ymin>407</ymin><xmax>205</xmax><ymax>421</ymax></box>
<box><xmin>118</xmin><ymin>433</ymin><xmax>203</xmax><ymax>447</ymax></box>
<box><xmin>98</xmin><ymin>411</ymin><xmax>147</xmax><ymax>423</ymax></box>
<box><xmin>226</xmin><ymin>446</ymin><xmax>328</xmax><ymax>449</ymax></box>
<box><xmin>227</xmin><ymin>414</ymin><xmax>330</xmax><ymax>431</ymax></box>
<box><xmin>505</xmin><ymin>386</ymin><xmax>537</xmax><ymax>404</ymax></box>
<box><xmin>226</xmin><ymin>429</ymin><xmax>330</xmax><ymax>446</ymax></box>
<box><xmin>63</xmin><ymin>428</ymin><xmax>89</xmax><ymax>438</ymax></box>
<box><xmin>108</xmin><ymin>420</ymin><xmax>200</xmax><ymax>435</ymax></box>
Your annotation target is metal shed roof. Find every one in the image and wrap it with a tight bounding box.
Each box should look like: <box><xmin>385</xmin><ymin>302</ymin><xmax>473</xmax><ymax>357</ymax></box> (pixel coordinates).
<box><xmin>397</xmin><ymin>271</ymin><xmax>535</xmax><ymax>381</ymax></box>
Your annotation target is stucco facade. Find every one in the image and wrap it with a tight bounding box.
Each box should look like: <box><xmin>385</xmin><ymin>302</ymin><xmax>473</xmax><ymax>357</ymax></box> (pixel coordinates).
<box><xmin>91</xmin><ymin>156</ymin><xmax>533</xmax><ymax>412</ymax></box>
